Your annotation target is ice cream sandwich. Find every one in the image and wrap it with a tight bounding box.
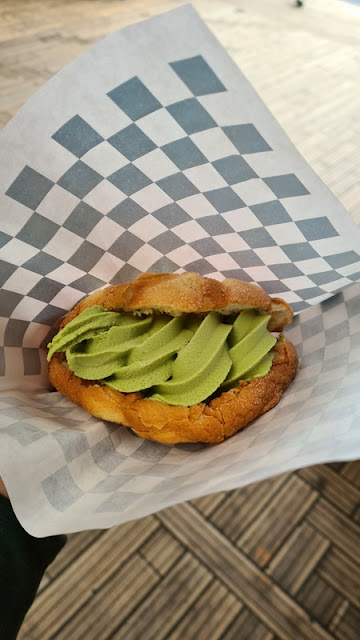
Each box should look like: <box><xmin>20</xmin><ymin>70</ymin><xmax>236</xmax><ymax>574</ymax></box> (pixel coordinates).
<box><xmin>47</xmin><ymin>272</ymin><xmax>298</xmax><ymax>444</ymax></box>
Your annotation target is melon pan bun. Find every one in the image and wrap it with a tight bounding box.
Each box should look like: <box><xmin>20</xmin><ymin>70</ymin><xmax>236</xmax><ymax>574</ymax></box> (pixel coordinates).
<box><xmin>48</xmin><ymin>272</ymin><xmax>298</xmax><ymax>444</ymax></box>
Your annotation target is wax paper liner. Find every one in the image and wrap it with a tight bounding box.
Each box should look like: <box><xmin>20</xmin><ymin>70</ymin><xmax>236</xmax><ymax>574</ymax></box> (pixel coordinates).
<box><xmin>0</xmin><ymin>5</ymin><xmax>359</xmax><ymax>536</ymax></box>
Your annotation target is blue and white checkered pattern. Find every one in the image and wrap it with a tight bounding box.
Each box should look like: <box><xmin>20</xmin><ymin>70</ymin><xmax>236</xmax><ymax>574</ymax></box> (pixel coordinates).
<box><xmin>1</xmin><ymin>54</ymin><xmax>359</xmax><ymax>382</ymax></box>
<box><xmin>0</xmin><ymin>281</ymin><xmax>359</xmax><ymax>535</ymax></box>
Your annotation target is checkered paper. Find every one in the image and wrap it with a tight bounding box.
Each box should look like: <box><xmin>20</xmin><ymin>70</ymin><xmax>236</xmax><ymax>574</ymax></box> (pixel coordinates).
<box><xmin>0</xmin><ymin>6</ymin><xmax>360</xmax><ymax>536</ymax></box>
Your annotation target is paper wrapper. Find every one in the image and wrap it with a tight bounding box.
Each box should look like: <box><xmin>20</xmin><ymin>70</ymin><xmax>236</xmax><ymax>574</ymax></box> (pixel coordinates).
<box><xmin>0</xmin><ymin>6</ymin><xmax>360</xmax><ymax>537</ymax></box>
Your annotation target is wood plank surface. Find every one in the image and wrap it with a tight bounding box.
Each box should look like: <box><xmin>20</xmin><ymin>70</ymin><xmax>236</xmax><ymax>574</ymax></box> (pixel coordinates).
<box><xmin>332</xmin><ymin>605</ymin><xmax>360</xmax><ymax>640</ymax></box>
<box><xmin>139</xmin><ymin>525</ymin><xmax>184</xmax><ymax>575</ymax></box>
<box><xmin>158</xmin><ymin>503</ymin><xmax>335</xmax><ymax>640</ymax></box>
<box><xmin>299</xmin><ymin>466</ymin><xmax>360</xmax><ymax>515</ymax></box>
<box><xmin>109</xmin><ymin>552</ymin><xmax>213</xmax><ymax>640</ymax></box>
<box><xmin>317</xmin><ymin>546</ymin><xmax>360</xmax><ymax>608</ymax></box>
<box><xmin>167</xmin><ymin>581</ymin><xmax>243</xmax><ymax>640</ymax></box>
<box><xmin>0</xmin><ymin>0</ymin><xmax>359</xmax><ymax>639</ymax></box>
<box><xmin>306</xmin><ymin>498</ymin><xmax>360</xmax><ymax>558</ymax></box>
<box><xmin>207</xmin><ymin>473</ymin><xmax>290</xmax><ymax>542</ymax></box>
<box><xmin>296</xmin><ymin>574</ymin><xmax>344</xmax><ymax>628</ymax></box>
<box><xmin>266</xmin><ymin>522</ymin><xmax>330</xmax><ymax>595</ymax></box>
<box><xmin>237</xmin><ymin>476</ymin><xmax>318</xmax><ymax>566</ymax></box>
<box><xmin>54</xmin><ymin>553</ymin><xmax>160</xmax><ymax>640</ymax></box>
<box><xmin>221</xmin><ymin>608</ymin><xmax>275</xmax><ymax>640</ymax></box>
<box><xmin>21</xmin><ymin>516</ymin><xmax>159</xmax><ymax>638</ymax></box>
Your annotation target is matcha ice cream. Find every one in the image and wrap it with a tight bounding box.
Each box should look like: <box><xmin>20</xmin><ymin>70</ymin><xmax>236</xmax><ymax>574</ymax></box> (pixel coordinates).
<box><xmin>47</xmin><ymin>307</ymin><xmax>277</xmax><ymax>406</ymax></box>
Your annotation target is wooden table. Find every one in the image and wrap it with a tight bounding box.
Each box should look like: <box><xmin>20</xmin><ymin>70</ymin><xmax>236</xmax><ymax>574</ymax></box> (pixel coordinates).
<box><xmin>1</xmin><ymin>1</ymin><xmax>359</xmax><ymax>638</ymax></box>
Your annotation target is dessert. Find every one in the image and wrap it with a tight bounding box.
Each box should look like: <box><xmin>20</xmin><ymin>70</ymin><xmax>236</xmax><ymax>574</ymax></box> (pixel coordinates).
<box><xmin>47</xmin><ymin>272</ymin><xmax>298</xmax><ymax>444</ymax></box>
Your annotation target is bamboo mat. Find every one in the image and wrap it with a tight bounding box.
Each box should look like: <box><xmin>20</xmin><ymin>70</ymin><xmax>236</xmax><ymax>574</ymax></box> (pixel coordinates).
<box><xmin>0</xmin><ymin>1</ymin><xmax>359</xmax><ymax>638</ymax></box>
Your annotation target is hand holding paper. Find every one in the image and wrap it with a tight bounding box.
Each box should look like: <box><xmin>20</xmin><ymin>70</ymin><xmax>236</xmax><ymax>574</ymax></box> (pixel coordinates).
<box><xmin>0</xmin><ymin>6</ymin><xmax>359</xmax><ymax>536</ymax></box>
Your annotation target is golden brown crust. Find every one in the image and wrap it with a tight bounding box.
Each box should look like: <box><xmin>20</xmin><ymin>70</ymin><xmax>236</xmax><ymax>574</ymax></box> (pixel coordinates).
<box><xmin>48</xmin><ymin>338</ymin><xmax>298</xmax><ymax>444</ymax></box>
<box><xmin>60</xmin><ymin>272</ymin><xmax>293</xmax><ymax>332</ymax></box>
<box><xmin>49</xmin><ymin>273</ymin><xmax>298</xmax><ymax>443</ymax></box>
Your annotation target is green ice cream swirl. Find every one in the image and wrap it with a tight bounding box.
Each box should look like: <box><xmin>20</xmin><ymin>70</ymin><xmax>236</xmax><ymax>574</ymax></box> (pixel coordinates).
<box><xmin>47</xmin><ymin>306</ymin><xmax>277</xmax><ymax>406</ymax></box>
